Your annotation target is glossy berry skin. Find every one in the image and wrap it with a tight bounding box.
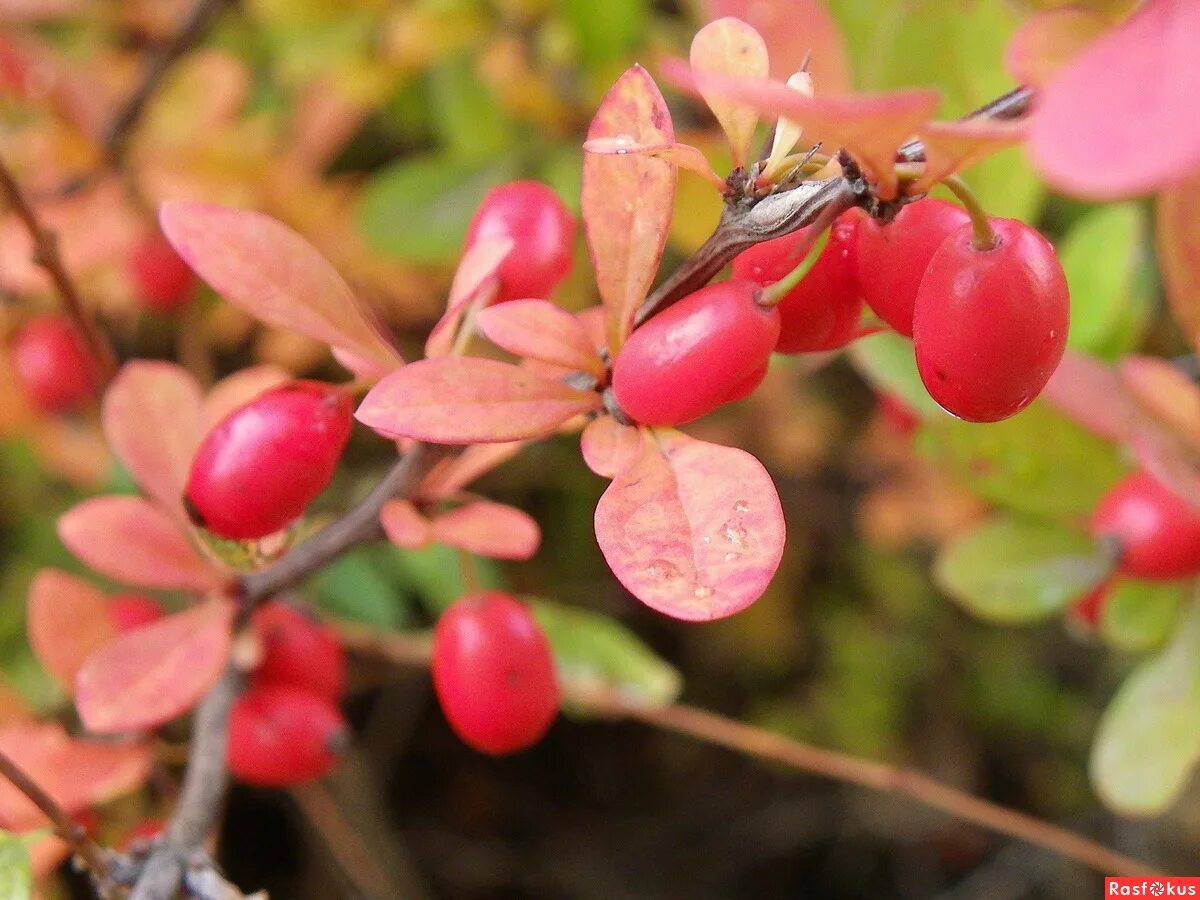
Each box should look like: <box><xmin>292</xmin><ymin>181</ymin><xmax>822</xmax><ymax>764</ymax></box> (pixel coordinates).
<box><xmin>1091</xmin><ymin>471</ymin><xmax>1200</xmax><ymax>580</ymax></box>
<box><xmin>465</xmin><ymin>181</ymin><xmax>576</xmax><ymax>304</ymax></box>
<box><xmin>432</xmin><ymin>592</ymin><xmax>559</xmax><ymax>756</ymax></box>
<box><xmin>251</xmin><ymin>601</ymin><xmax>346</xmax><ymax>701</ymax></box>
<box><xmin>732</xmin><ymin>211</ymin><xmax>863</xmax><ymax>353</ymax></box>
<box><xmin>12</xmin><ymin>315</ymin><xmax>96</xmax><ymax>413</ymax></box>
<box><xmin>855</xmin><ymin>198</ymin><xmax>971</xmax><ymax>337</ymax></box>
<box><xmin>227</xmin><ymin>683</ymin><xmax>347</xmax><ymax>786</ymax></box>
<box><xmin>185</xmin><ymin>381</ymin><xmax>353</xmax><ymax>540</ymax></box>
<box><xmin>127</xmin><ymin>232</ymin><xmax>197</xmax><ymax>314</ymax></box>
<box><xmin>109</xmin><ymin>594</ymin><xmax>165</xmax><ymax>633</ymax></box>
<box><xmin>912</xmin><ymin>218</ymin><xmax>1069</xmax><ymax>423</ymax></box>
<box><xmin>611</xmin><ymin>280</ymin><xmax>780</xmax><ymax>426</ymax></box>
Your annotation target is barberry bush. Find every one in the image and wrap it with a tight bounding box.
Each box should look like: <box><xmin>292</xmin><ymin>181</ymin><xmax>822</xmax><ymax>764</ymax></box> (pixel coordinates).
<box><xmin>0</xmin><ymin>0</ymin><xmax>1196</xmax><ymax>897</ymax></box>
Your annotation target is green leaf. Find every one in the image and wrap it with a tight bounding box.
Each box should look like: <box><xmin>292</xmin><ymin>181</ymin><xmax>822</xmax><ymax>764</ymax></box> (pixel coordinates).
<box><xmin>1100</xmin><ymin>580</ymin><xmax>1186</xmax><ymax>653</ymax></box>
<box><xmin>560</xmin><ymin>0</ymin><xmax>647</xmax><ymax>67</ymax></box>
<box><xmin>921</xmin><ymin>402</ymin><xmax>1127</xmax><ymax>521</ymax></box>
<box><xmin>848</xmin><ymin>331</ymin><xmax>944</xmax><ymax>419</ymax></box>
<box><xmin>529</xmin><ymin>599</ymin><xmax>681</xmax><ymax>708</ymax></box>
<box><xmin>935</xmin><ymin>517</ymin><xmax>1109</xmax><ymax>623</ymax></box>
<box><xmin>0</xmin><ymin>831</ymin><xmax>34</xmax><ymax>900</ymax></box>
<box><xmin>389</xmin><ymin>544</ymin><xmax>502</xmax><ymax>616</ymax></box>
<box><xmin>357</xmin><ymin>154</ymin><xmax>521</xmax><ymax>265</ymax></box>
<box><xmin>310</xmin><ymin>548</ymin><xmax>411</xmax><ymax>629</ymax></box>
<box><xmin>1061</xmin><ymin>204</ymin><xmax>1150</xmax><ymax>357</ymax></box>
<box><xmin>426</xmin><ymin>56</ymin><xmax>514</xmax><ymax>163</ymax></box>
<box><xmin>1091</xmin><ymin>599</ymin><xmax>1200</xmax><ymax>815</ymax></box>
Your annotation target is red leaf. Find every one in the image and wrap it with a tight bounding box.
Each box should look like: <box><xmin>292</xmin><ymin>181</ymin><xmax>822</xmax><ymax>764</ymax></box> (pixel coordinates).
<box><xmin>704</xmin><ymin>0</ymin><xmax>851</xmax><ymax>89</ymax></box>
<box><xmin>58</xmin><ymin>496</ymin><xmax>223</xmax><ymax>591</ymax></box>
<box><xmin>356</xmin><ymin>357</ymin><xmax>601</xmax><ymax>444</ymax></box>
<box><xmin>1156</xmin><ymin>169</ymin><xmax>1200</xmax><ymax>351</ymax></box>
<box><xmin>1004</xmin><ymin>6</ymin><xmax>1108</xmax><ymax>87</ymax></box>
<box><xmin>380</xmin><ymin>500</ymin><xmax>431</xmax><ymax>550</ymax></box>
<box><xmin>102</xmin><ymin>361</ymin><xmax>203</xmax><ymax>521</ymax></box>
<box><xmin>203</xmin><ymin>364</ymin><xmax>290</xmax><ymax>428</ymax></box>
<box><xmin>475</xmin><ymin>299</ymin><xmax>605</xmax><ymax>377</ymax></box>
<box><xmin>580</xmin><ymin>415</ymin><xmax>642</xmax><ymax>478</ymax></box>
<box><xmin>690</xmin><ymin>17</ymin><xmax>769</xmax><ymax>167</ymax></box>
<box><xmin>27</xmin><ymin>569</ymin><xmax>116</xmax><ymax>696</ymax></box>
<box><xmin>420</xmin><ymin>441</ymin><xmax>525</xmax><ymax>498</ymax></box>
<box><xmin>594</xmin><ymin>429</ymin><xmax>785</xmax><ymax>621</ymax></box>
<box><xmin>159</xmin><ymin>202</ymin><xmax>404</xmax><ymax>370</ymax></box>
<box><xmin>75</xmin><ymin>599</ymin><xmax>234</xmax><ymax>734</ymax></box>
<box><xmin>910</xmin><ymin>119</ymin><xmax>1028</xmax><ymax>193</ymax></box>
<box><xmin>425</xmin><ymin>236</ymin><xmax>513</xmax><ymax>359</ymax></box>
<box><xmin>661</xmin><ymin>59</ymin><xmax>939</xmax><ymax>200</ymax></box>
<box><xmin>0</xmin><ymin>723</ymin><xmax>152</xmax><ymax>831</ymax></box>
<box><xmin>429</xmin><ymin>502</ymin><xmax>541</xmax><ymax>560</ymax></box>
<box><xmin>582</xmin><ymin>65</ymin><xmax>677</xmax><ymax>352</ymax></box>
<box><xmin>1028</xmin><ymin>0</ymin><xmax>1200</xmax><ymax>199</ymax></box>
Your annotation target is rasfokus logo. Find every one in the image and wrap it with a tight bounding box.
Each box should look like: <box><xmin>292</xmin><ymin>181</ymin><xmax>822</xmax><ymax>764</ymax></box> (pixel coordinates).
<box><xmin>1106</xmin><ymin>879</ymin><xmax>1200</xmax><ymax>896</ymax></box>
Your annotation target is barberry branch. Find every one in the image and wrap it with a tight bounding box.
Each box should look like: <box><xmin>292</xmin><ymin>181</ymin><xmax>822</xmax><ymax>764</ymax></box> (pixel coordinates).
<box><xmin>337</xmin><ymin>623</ymin><xmax>1166</xmax><ymax>882</ymax></box>
<box><xmin>0</xmin><ymin>155</ymin><xmax>117</xmax><ymax>382</ymax></box>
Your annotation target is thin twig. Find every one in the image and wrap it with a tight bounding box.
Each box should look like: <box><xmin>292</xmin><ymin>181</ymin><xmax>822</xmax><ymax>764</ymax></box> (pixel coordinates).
<box><xmin>0</xmin><ymin>155</ymin><xmax>117</xmax><ymax>382</ymax></box>
<box><xmin>342</xmin><ymin>628</ymin><xmax>1165</xmax><ymax>881</ymax></box>
<box><xmin>0</xmin><ymin>748</ymin><xmax>112</xmax><ymax>889</ymax></box>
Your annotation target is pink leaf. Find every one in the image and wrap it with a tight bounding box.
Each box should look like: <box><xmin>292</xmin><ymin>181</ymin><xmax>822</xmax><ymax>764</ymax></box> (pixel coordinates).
<box><xmin>0</xmin><ymin>723</ymin><xmax>152</xmax><ymax>831</ymax></box>
<box><xmin>26</xmin><ymin>569</ymin><xmax>116</xmax><ymax>696</ymax></box>
<box><xmin>102</xmin><ymin>361</ymin><xmax>203</xmax><ymax>521</ymax></box>
<box><xmin>580</xmin><ymin>415</ymin><xmax>642</xmax><ymax>478</ymax></box>
<box><xmin>475</xmin><ymin>299</ymin><xmax>605</xmax><ymax>377</ymax></box>
<box><xmin>1156</xmin><ymin>169</ymin><xmax>1200</xmax><ymax>352</ymax></box>
<box><xmin>704</xmin><ymin>0</ymin><xmax>851</xmax><ymax>89</ymax></box>
<box><xmin>425</xmin><ymin>236</ymin><xmax>513</xmax><ymax>359</ymax></box>
<box><xmin>159</xmin><ymin>202</ymin><xmax>404</xmax><ymax>370</ymax></box>
<box><xmin>331</xmin><ymin>346</ymin><xmax>393</xmax><ymax>382</ymax></box>
<box><xmin>1028</xmin><ymin>0</ymin><xmax>1200</xmax><ymax>199</ymax></box>
<box><xmin>58</xmin><ymin>496</ymin><xmax>223</xmax><ymax>591</ymax></box>
<box><xmin>1120</xmin><ymin>355</ymin><xmax>1200</xmax><ymax>451</ymax></box>
<box><xmin>594</xmin><ymin>428</ymin><xmax>785</xmax><ymax>621</ymax></box>
<box><xmin>1042</xmin><ymin>351</ymin><xmax>1137</xmax><ymax>443</ymax></box>
<box><xmin>1128</xmin><ymin>428</ymin><xmax>1200</xmax><ymax>514</ymax></box>
<box><xmin>661</xmin><ymin>59</ymin><xmax>939</xmax><ymax>200</ymax></box>
<box><xmin>582</xmin><ymin>65</ymin><xmax>677</xmax><ymax>352</ymax></box>
<box><xmin>689</xmin><ymin>17</ymin><xmax>769</xmax><ymax>167</ymax></box>
<box><xmin>203</xmin><ymin>364</ymin><xmax>291</xmax><ymax>428</ymax></box>
<box><xmin>356</xmin><ymin>357</ymin><xmax>601</xmax><ymax>444</ymax></box>
<box><xmin>429</xmin><ymin>502</ymin><xmax>541</xmax><ymax>560</ymax></box>
<box><xmin>75</xmin><ymin>599</ymin><xmax>234</xmax><ymax>734</ymax></box>
<box><xmin>380</xmin><ymin>500</ymin><xmax>431</xmax><ymax>550</ymax></box>
<box><xmin>420</xmin><ymin>441</ymin><xmax>525</xmax><ymax>498</ymax></box>
<box><xmin>1004</xmin><ymin>6</ymin><xmax>1108</xmax><ymax>87</ymax></box>
<box><xmin>581</xmin><ymin>138</ymin><xmax>726</xmax><ymax>190</ymax></box>
<box><xmin>910</xmin><ymin>119</ymin><xmax>1028</xmax><ymax>193</ymax></box>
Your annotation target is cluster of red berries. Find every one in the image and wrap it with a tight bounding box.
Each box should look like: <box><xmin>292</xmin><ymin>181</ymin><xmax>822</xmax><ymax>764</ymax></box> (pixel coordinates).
<box><xmin>609</xmin><ymin>197</ymin><xmax>1069</xmax><ymax>427</ymax></box>
<box><xmin>432</xmin><ymin>592</ymin><xmax>559</xmax><ymax>755</ymax></box>
<box><xmin>227</xmin><ymin>602</ymin><xmax>349</xmax><ymax>787</ymax></box>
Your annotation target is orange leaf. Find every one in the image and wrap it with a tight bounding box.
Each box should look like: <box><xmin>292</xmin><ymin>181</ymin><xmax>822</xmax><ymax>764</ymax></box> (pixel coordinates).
<box><xmin>910</xmin><ymin>119</ymin><xmax>1028</xmax><ymax>193</ymax></box>
<box><xmin>380</xmin><ymin>500</ymin><xmax>431</xmax><ymax>550</ymax></box>
<box><xmin>420</xmin><ymin>441</ymin><xmax>525</xmax><ymax>499</ymax></box>
<box><xmin>27</xmin><ymin>569</ymin><xmax>116</xmax><ymax>696</ymax></box>
<box><xmin>594</xmin><ymin>428</ymin><xmax>785</xmax><ymax>621</ymax></box>
<box><xmin>429</xmin><ymin>501</ymin><xmax>541</xmax><ymax>560</ymax></box>
<box><xmin>75</xmin><ymin>599</ymin><xmax>234</xmax><ymax>734</ymax></box>
<box><xmin>689</xmin><ymin>17</ymin><xmax>769</xmax><ymax>167</ymax></box>
<box><xmin>1004</xmin><ymin>6</ymin><xmax>1108</xmax><ymax>87</ymax></box>
<box><xmin>1120</xmin><ymin>356</ymin><xmax>1200</xmax><ymax>452</ymax></box>
<box><xmin>0</xmin><ymin>722</ymin><xmax>152</xmax><ymax>831</ymax></box>
<box><xmin>581</xmin><ymin>138</ymin><xmax>726</xmax><ymax>191</ymax></box>
<box><xmin>1156</xmin><ymin>169</ymin><xmax>1200</xmax><ymax>351</ymax></box>
<box><xmin>704</xmin><ymin>0</ymin><xmax>852</xmax><ymax>89</ymax></box>
<box><xmin>102</xmin><ymin>361</ymin><xmax>203</xmax><ymax>521</ymax></box>
<box><xmin>356</xmin><ymin>357</ymin><xmax>602</xmax><ymax>444</ymax></box>
<box><xmin>580</xmin><ymin>415</ymin><xmax>642</xmax><ymax>478</ymax></box>
<box><xmin>425</xmin><ymin>236</ymin><xmax>513</xmax><ymax>359</ymax></box>
<box><xmin>582</xmin><ymin>65</ymin><xmax>677</xmax><ymax>352</ymax></box>
<box><xmin>159</xmin><ymin>202</ymin><xmax>404</xmax><ymax>371</ymax></box>
<box><xmin>203</xmin><ymin>364</ymin><xmax>290</xmax><ymax>428</ymax></box>
<box><xmin>58</xmin><ymin>496</ymin><xmax>223</xmax><ymax>591</ymax></box>
<box><xmin>475</xmin><ymin>299</ymin><xmax>605</xmax><ymax>377</ymax></box>
<box><xmin>661</xmin><ymin>59</ymin><xmax>939</xmax><ymax>200</ymax></box>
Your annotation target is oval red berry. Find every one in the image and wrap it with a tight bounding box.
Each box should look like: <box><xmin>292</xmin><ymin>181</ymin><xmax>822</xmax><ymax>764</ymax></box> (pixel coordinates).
<box><xmin>1091</xmin><ymin>471</ymin><xmax>1200</xmax><ymax>581</ymax></box>
<box><xmin>227</xmin><ymin>683</ymin><xmax>347</xmax><ymax>787</ymax></box>
<box><xmin>12</xmin><ymin>315</ymin><xmax>97</xmax><ymax>414</ymax></box>
<box><xmin>127</xmin><ymin>232</ymin><xmax>197</xmax><ymax>314</ymax></box>
<box><xmin>251</xmin><ymin>601</ymin><xmax>346</xmax><ymax>701</ymax></box>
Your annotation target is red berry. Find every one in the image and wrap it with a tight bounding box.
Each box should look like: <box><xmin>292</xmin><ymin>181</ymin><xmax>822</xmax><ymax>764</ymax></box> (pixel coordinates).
<box><xmin>876</xmin><ymin>392</ymin><xmax>920</xmax><ymax>439</ymax></box>
<box><xmin>227</xmin><ymin>683</ymin><xmax>347</xmax><ymax>787</ymax></box>
<box><xmin>912</xmin><ymin>218</ymin><xmax>1069</xmax><ymax>423</ymax></box>
<box><xmin>732</xmin><ymin>210</ymin><xmax>863</xmax><ymax>353</ymax></box>
<box><xmin>611</xmin><ymin>280</ymin><xmax>780</xmax><ymax>426</ymax></box>
<box><xmin>127</xmin><ymin>232</ymin><xmax>197</xmax><ymax>314</ymax></box>
<box><xmin>1069</xmin><ymin>579</ymin><xmax>1113</xmax><ymax>629</ymax></box>
<box><xmin>721</xmin><ymin>359</ymin><xmax>769</xmax><ymax>405</ymax></box>
<box><xmin>11</xmin><ymin>315</ymin><xmax>97</xmax><ymax>413</ymax></box>
<box><xmin>432</xmin><ymin>592</ymin><xmax>559</xmax><ymax>756</ymax></box>
<box><xmin>251</xmin><ymin>601</ymin><xmax>346</xmax><ymax>701</ymax></box>
<box><xmin>120</xmin><ymin>818</ymin><xmax>165</xmax><ymax>851</ymax></box>
<box><xmin>109</xmin><ymin>594</ymin><xmax>165</xmax><ymax>633</ymax></box>
<box><xmin>184</xmin><ymin>381</ymin><xmax>353</xmax><ymax>540</ymax></box>
<box><xmin>1091</xmin><ymin>471</ymin><xmax>1200</xmax><ymax>581</ymax></box>
<box><xmin>855</xmin><ymin>198</ymin><xmax>972</xmax><ymax>337</ymax></box>
<box><xmin>465</xmin><ymin>180</ymin><xmax>576</xmax><ymax>304</ymax></box>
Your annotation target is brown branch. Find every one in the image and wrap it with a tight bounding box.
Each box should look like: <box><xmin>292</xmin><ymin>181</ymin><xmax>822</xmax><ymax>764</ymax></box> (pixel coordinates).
<box><xmin>0</xmin><ymin>155</ymin><xmax>117</xmax><ymax>383</ymax></box>
<box><xmin>0</xmin><ymin>748</ymin><xmax>113</xmax><ymax>892</ymax></box>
